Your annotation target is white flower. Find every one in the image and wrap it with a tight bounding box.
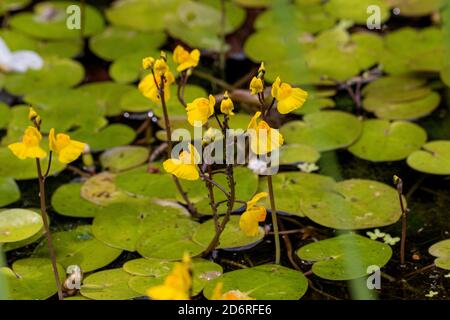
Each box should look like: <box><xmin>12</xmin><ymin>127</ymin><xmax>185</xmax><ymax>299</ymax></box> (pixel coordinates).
<box><xmin>0</xmin><ymin>37</ymin><xmax>43</xmax><ymax>73</ymax></box>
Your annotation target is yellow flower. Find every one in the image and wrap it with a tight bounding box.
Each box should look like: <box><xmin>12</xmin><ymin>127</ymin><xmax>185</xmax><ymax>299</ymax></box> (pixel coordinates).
<box><xmin>154</xmin><ymin>57</ymin><xmax>168</xmax><ymax>75</ymax></box>
<box><xmin>247</xmin><ymin>112</ymin><xmax>284</xmax><ymax>155</ymax></box>
<box><xmin>147</xmin><ymin>253</ymin><xmax>192</xmax><ymax>300</ymax></box>
<box><xmin>28</xmin><ymin>107</ymin><xmax>38</xmax><ymax>121</ymax></box>
<box><xmin>249</xmin><ymin>76</ymin><xmax>263</xmax><ymax>95</ymax></box>
<box><xmin>163</xmin><ymin>144</ymin><xmax>200</xmax><ymax>180</ymax></box>
<box><xmin>211</xmin><ymin>282</ymin><xmax>254</xmax><ymax>300</ymax></box>
<box><xmin>49</xmin><ymin>128</ymin><xmax>85</xmax><ymax>164</ymax></box>
<box><xmin>258</xmin><ymin>62</ymin><xmax>265</xmax><ymax>74</ymax></box>
<box><xmin>138</xmin><ymin>71</ymin><xmax>175</xmax><ymax>104</ymax></box>
<box><xmin>186</xmin><ymin>95</ymin><xmax>215</xmax><ymax>127</ymax></box>
<box><xmin>220</xmin><ymin>91</ymin><xmax>234</xmax><ymax>116</ymax></box>
<box><xmin>173</xmin><ymin>45</ymin><xmax>200</xmax><ymax>72</ymax></box>
<box><xmin>8</xmin><ymin>126</ymin><xmax>47</xmax><ymax>160</ymax></box>
<box><xmin>271</xmin><ymin>77</ymin><xmax>308</xmax><ymax>114</ymax></box>
<box><xmin>239</xmin><ymin>192</ymin><xmax>268</xmax><ymax>236</ymax></box>
<box><xmin>142</xmin><ymin>56</ymin><xmax>155</xmax><ymax>70</ymax></box>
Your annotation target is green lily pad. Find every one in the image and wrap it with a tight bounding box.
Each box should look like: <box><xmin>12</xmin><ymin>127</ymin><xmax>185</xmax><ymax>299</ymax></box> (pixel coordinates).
<box><xmin>109</xmin><ymin>50</ymin><xmax>157</xmax><ymax>83</ymax></box>
<box><xmin>297</xmin><ymin>233</ymin><xmax>392</xmax><ymax>280</ymax></box>
<box><xmin>3</xmin><ymin>57</ymin><xmax>85</xmax><ymax>96</ymax></box>
<box><xmin>80</xmin><ymin>268</ymin><xmax>139</xmax><ymax>300</ymax></box>
<box><xmin>280</xmin><ymin>111</ymin><xmax>363</xmax><ymax>151</ymax></box>
<box><xmin>407</xmin><ymin>141</ymin><xmax>450</xmax><ymax>175</ymax></box>
<box><xmin>429</xmin><ymin>239</ymin><xmax>450</xmax><ymax>270</ymax></box>
<box><xmin>51</xmin><ymin>183</ymin><xmax>103</xmax><ymax>218</ymax></box>
<box><xmin>301</xmin><ymin>179</ymin><xmax>403</xmax><ymax>230</ymax></box>
<box><xmin>2</xmin><ymin>212</ymin><xmax>47</xmax><ymax>252</ymax></box>
<box><xmin>75</xmin><ymin>82</ymin><xmax>135</xmax><ymax>117</ymax></box>
<box><xmin>0</xmin><ymin>209</ymin><xmax>43</xmax><ymax>243</ymax></box>
<box><xmin>259</xmin><ymin>172</ymin><xmax>336</xmax><ymax>217</ymax></box>
<box><xmin>10</xmin><ymin>1</ymin><xmax>105</xmax><ymax>40</ymax></box>
<box><xmin>100</xmin><ymin>146</ymin><xmax>149</xmax><ymax>173</ymax></box>
<box><xmin>33</xmin><ymin>225</ymin><xmax>122</xmax><ymax>273</ymax></box>
<box><xmin>71</xmin><ymin>124</ymin><xmax>136</xmax><ymax>152</ymax></box>
<box><xmin>232</xmin><ymin>0</ymin><xmax>272</xmax><ymax>8</ymax></box>
<box><xmin>0</xmin><ymin>177</ymin><xmax>20</xmax><ymax>207</ymax></box>
<box><xmin>126</xmin><ymin>258</ymin><xmax>222</xmax><ymax>295</ymax></box>
<box><xmin>0</xmin><ymin>103</ymin><xmax>11</xmax><ymax>129</ymax></box>
<box><xmin>80</xmin><ymin>172</ymin><xmax>129</xmax><ymax>206</ymax></box>
<box><xmin>293</xmin><ymin>96</ymin><xmax>335</xmax><ymax>115</ymax></box>
<box><xmin>193</xmin><ymin>215</ymin><xmax>264</xmax><ymax>250</ymax></box>
<box><xmin>89</xmin><ymin>26</ymin><xmax>166</xmax><ymax>61</ymax></box>
<box><xmin>348</xmin><ymin>120</ymin><xmax>427</xmax><ymax>162</ymax></box>
<box><xmin>1</xmin><ymin>258</ymin><xmax>65</xmax><ymax>300</ymax></box>
<box><xmin>325</xmin><ymin>0</ymin><xmax>390</xmax><ymax>24</ymax></box>
<box><xmin>92</xmin><ymin>199</ymin><xmax>193</xmax><ymax>252</ymax></box>
<box><xmin>203</xmin><ymin>264</ymin><xmax>308</xmax><ymax>300</ymax></box>
<box><xmin>279</xmin><ymin>144</ymin><xmax>321</xmax><ymax>165</ymax></box>
<box><xmin>0</xmin><ymin>0</ymin><xmax>31</xmax><ymax>15</ymax></box>
<box><xmin>389</xmin><ymin>0</ymin><xmax>445</xmax><ymax>17</ymax></box>
<box><xmin>0</xmin><ymin>147</ymin><xmax>66</xmax><ymax>180</ymax></box>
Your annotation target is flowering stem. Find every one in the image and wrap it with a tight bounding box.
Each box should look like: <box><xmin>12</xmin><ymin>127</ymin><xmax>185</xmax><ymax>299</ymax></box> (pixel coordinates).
<box><xmin>158</xmin><ymin>74</ymin><xmax>197</xmax><ymax>217</ymax></box>
<box><xmin>36</xmin><ymin>159</ymin><xmax>64</xmax><ymax>300</ymax></box>
<box><xmin>395</xmin><ymin>178</ymin><xmax>408</xmax><ymax>267</ymax></box>
<box><xmin>206</xmin><ymin>165</ymin><xmax>220</xmax><ymax>233</ymax></box>
<box><xmin>177</xmin><ymin>72</ymin><xmax>189</xmax><ymax>108</ymax></box>
<box><xmin>267</xmin><ymin>175</ymin><xmax>281</xmax><ymax>265</ymax></box>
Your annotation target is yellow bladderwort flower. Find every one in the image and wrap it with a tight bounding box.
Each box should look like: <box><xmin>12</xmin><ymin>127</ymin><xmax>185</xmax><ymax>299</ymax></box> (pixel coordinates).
<box><xmin>186</xmin><ymin>95</ymin><xmax>216</xmax><ymax>127</ymax></box>
<box><xmin>8</xmin><ymin>126</ymin><xmax>47</xmax><ymax>160</ymax></box>
<box><xmin>247</xmin><ymin>112</ymin><xmax>284</xmax><ymax>155</ymax></box>
<box><xmin>211</xmin><ymin>282</ymin><xmax>255</xmax><ymax>300</ymax></box>
<box><xmin>271</xmin><ymin>77</ymin><xmax>308</xmax><ymax>114</ymax></box>
<box><xmin>28</xmin><ymin>107</ymin><xmax>38</xmax><ymax>121</ymax></box>
<box><xmin>173</xmin><ymin>45</ymin><xmax>200</xmax><ymax>72</ymax></box>
<box><xmin>239</xmin><ymin>192</ymin><xmax>268</xmax><ymax>237</ymax></box>
<box><xmin>163</xmin><ymin>144</ymin><xmax>200</xmax><ymax>181</ymax></box>
<box><xmin>154</xmin><ymin>57</ymin><xmax>168</xmax><ymax>75</ymax></box>
<box><xmin>138</xmin><ymin>70</ymin><xmax>175</xmax><ymax>104</ymax></box>
<box><xmin>249</xmin><ymin>77</ymin><xmax>264</xmax><ymax>95</ymax></box>
<box><xmin>147</xmin><ymin>253</ymin><xmax>192</xmax><ymax>300</ymax></box>
<box><xmin>49</xmin><ymin>129</ymin><xmax>85</xmax><ymax>164</ymax></box>
<box><xmin>220</xmin><ymin>91</ymin><xmax>234</xmax><ymax>116</ymax></box>
<box><xmin>142</xmin><ymin>56</ymin><xmax>155</xmax><ymax>70</ymax></box>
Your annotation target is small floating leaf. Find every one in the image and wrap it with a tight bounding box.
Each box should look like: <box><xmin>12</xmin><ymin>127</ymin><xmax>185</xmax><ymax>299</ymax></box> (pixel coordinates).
<box><xmin>0</xmin><ymin>209</ymin><xmax>43</xmax><ymax>243</ymax></box>
<box><xmin>407</xmin><ymin>141</ymin><xmax>450</xmax><ymax>175</ymax></box>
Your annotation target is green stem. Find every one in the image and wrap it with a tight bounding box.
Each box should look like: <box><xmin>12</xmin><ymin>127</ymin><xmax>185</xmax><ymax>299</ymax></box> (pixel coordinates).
<box><xmin>267</xmin><ymin>175</ymin><xmax>281</xmax><ymax>264</ymax></box>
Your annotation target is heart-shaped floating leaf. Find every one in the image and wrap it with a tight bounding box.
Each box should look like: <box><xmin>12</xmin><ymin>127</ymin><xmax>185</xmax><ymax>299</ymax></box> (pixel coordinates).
<box><xmin>301</xmin><ymin>179</ymin><xmax>403</xmax><ymax>230</ymax></box>
<box><xmin>279</xmin><ymin>144</ymin><xmax>321</xmax><ymax>165</ymax></box>
<box><xmin>389</xmin><ymin>0</ymin><xmax>445</xmax><ymax>17</ymax></box>
<box><xmin>80</xmin><ymin>172</ymin><xmax>128</xmax><ymax>206</ymax></box>
<box><xmin>429</xmin><ymin>239</ymin><xmax>450</xmax><ymax>270</ymax></box>
<box><xmin>1</xmin><ymin>258</ymin><xmax>65</xmax><ymax>300</ymax></box>
<box><xmin>259</xmin><ymin>172</ymin><xmax>336</xmax><ymax>217</ymax></box>
<box><xmin>297</xmin><ymin>233</ymin><xmax>392</xmax><ymax>280</ymax></box>
<box><xmin>324</xmin><ymin>0</ymin><xmax>390</xmax><ymax>24</ymax></box>
<box><xmin>407</xmin><ymin>141</ymin><xmax>450</xmax><ymax>175</ymax></box>
<box><xmin>109</xmin><ymin>50</ymin><xmax>157</xmax><ymax>83</ymax></box>
<box><xmin>75</xmin><ymin>81</ymin><xmax>135</xmax><ymax>117</ymax></box>
<box><xmin>70</xmin><ymin>124</ymin><xmax>136</xmax><ymax>151</ymax></box>
<box><xmin>9</xmin><ymin>1</ymin><xmax>104</xmax><ymax>40</ymax></box>
<box><xmin>92</xmin><ymin>198</ymin><xmax>193</xmax><ymax>253</ymax></box>
<box><xmin>3</xmin><ymin>57</ymin><xmax>85</xmax><ymax>96</ymax></box>
<box><xmin>232</xmin><ymin>0</ymin><xmax>272</xmax><ymax>8</ymax></box>
<box><xmin>203</xmin><ymin>264</ymin><xmax>308</xmax><ymax>300</ymax></box>
<box><xmin>100</xmin><ymin>146</ymin><xmax>150</xmax><ymax>173</ymax></box>
<box><xmin>280</xmin><ymin>111</ymin><xmax>363</xmax><ymax>151</ymax></box>
<box><xmin>51</xmin><ymin>183</ymin><xmax>103</xmax><ymax>218</ymax></box>
<box><xmin>80</xmin><ymin>268</ymin><xmax>139</xmax><ymax>300</ymax></box>
<box><xmin>126</xmin><ymin>258</ymin><xmax>222</xmax><ymax>295</ymax></box>
<box><xmin>89</xmin><ymin>26</ymin><xmax>166</xmax><ymax>61</ymax></box>
<box><xmin>193</xmin><ymin>215</ymin><xmax>264</xmax><ymax>250</ymax></box>
<box><xmin>0</xmin><ymin>177</ymin><xmax>20</xmax><ymax>207</ymax></box>
<box><xmin>0</xmin><ymin>103</ymin><xmax>10</xmax><ymax>129</ymax></box>
<box><xmin>2</xmin><ymin>211</ymin><xmax>47</xmax><ymax>252</ymax></box>
<box><xmin>348</xmin><ymin>120</ymin><xmax>427</xmax><ymax>162</ymax></box>
<box><xmin>0</xmin><ymin>209</ymin><xmax>43</xmax><ymax>243</ymax></box>
<box><xmin>0</xmin><ymin>0</ymin><xmax>31</xmax><ymax>15</ymax></box>
<box><xmin>0</xmin><ymin>147</ymin><xmax>65</xmax><ymax>180</ymax></box>
<box><xmin>33</xmin><ymin>225</ymin><xmax>122</xmax><ymax>273</ymax></box>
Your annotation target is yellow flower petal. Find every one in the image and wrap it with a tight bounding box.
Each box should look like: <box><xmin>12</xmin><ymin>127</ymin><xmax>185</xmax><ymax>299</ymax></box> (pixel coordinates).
<box><xmin>247</xmin><ymin>114</ymin><xmax>284</xmax><ymax>155</ymax></box>
<box><xmin>271</xmin><ymin>77</ymin><xmax>308</xmax><ymax>114</ymax></box>
<box><xmin>249</xmin><ymin>77</ymin><xmax>263</xmax><ymax>95</ymax></box>
<box><xmin>8</xmin><ymin>126</ymin><xmax>46</xmax><ymax>160</ymax></box>
<box><xmin>49</xmin><ymin>128</ymin><xmax>85</xmax><ymax>164</ymax></box>
<box><xmin>186</xmin><ymin>95</ymin><xmax>215</xmax><ymax>127</ymax></box>
<box><xmin>220</xmin><ymin>91</ymin><xmax>234</xmax><ymax>115</ymax></box>
<box><xmin>173</xmin><ymin>46</ymin><xmax>200</xmax><ymax>72</ymax></box>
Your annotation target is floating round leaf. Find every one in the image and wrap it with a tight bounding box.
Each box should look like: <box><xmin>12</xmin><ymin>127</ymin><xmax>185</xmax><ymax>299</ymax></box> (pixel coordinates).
<box><xmin>232</xmin><ymin>0</ymin><xmax>272</xmax><ymax>8</ymax></box>
<box><xmin>297</xmin><ymin>233</ymin><xmax>392</xmax><ymax>280</ymax></box>
<box><xmin>80</xmin><ymin>268</ymin><xmax>139</xmax><ymax>300</ymax></box>
<box><xmin>9</xmin><ymin>1</ymin><xmax>104</xmax><ymax>40</ymax></box>
<box><xmin>348</xmin><ymin>120</ymin><xmax>427</xmax><ymax>162</ymax></box>
<box><xmin>33</xmin><ymin>225</ymin><xmax>122</xmax><ymax>273</ymax></box>
<box><xmin>429</xmin><ymin>239</ymin><xmax>450</xmax><ymax>270</ymax></box>
<box><xmin>389</xmin><ymin>0</ymin><xmax>445</xmax><ymax>17</ymax></box>
<box><xmin>0</xmin><ymin>0</ymin><xmax>31</xmax><ymax>15</ymax></box>
<box><xmin>89</xmin><ymin>26</ymin><xmax>166</xmax><ymax>61</ymax></box>
<box><xmin>80</xmin><ymin>172</ymin><xmax>128</xmax><ymax>206</ymax></box>
<box><xmin>109</xmin><ymin>50</ymin><xmax>157</xmax><ymax>83</ymax></box>
<box><xmin>279</xmin><ymin>144</ymin><xmax>321</xmax><ymax>165</ymax></box>
<box><xmin>0</xmin><ymin>258</ymin><xmax>65</xmax><ymax>300</ymax></box>
<box><xmin>100</xmin><ymin>146</ymin><xmax>150</xmax><ymax>173</ymax></box>
<box><xmin>0</xmin><ymin>103</ymin><xmax>10</xmax><ymax>129</ymax></box>
<box><xmin>2</xmin><ymin>212</ymin><xmax>46</xmax><ymax>252</ymax></box>
<box><xmin>301</xmin><ymin>179</ymin><xmax>403</xmax><ymax>230</ymax></box>
<box><xmin>70</xmin><ymin>124</ymin><xmax>136</xmax><ymax>152</ymax></box>
<box><xmin>280</xmin><ymin>111</ymin><xmax>363</xmax><ymax>151</ymax></box>
<box><xmin>193</xmin><ymin>216</ymin><xmax>264</xmax><ymax>250</ymax></box>
<box><xmin>203</xmin><ymin>264</ymin><xmax>308</xmax><ymax>300</ymax></box>
<box><xmin>407</xmin><ymin>141</ymin><xmax>450</xmax><ymax>175</ymax></box>
<box><xmin>51</xmin><ymin>183</ymin><xmax>103</xmax><ymax>218</ymax></box>
<box><xmin>324</xmin><ymin>0</ymin><xmax>390</xmax><ymax>24</ymax></box>
<box><xmin>0</xmin><ymin>209</ymin><xmax>43</xmax><ymax>243</ymax></box>
<box><xmin>0</xmin><ymin>177</ymin><xmax>20</xmax><ymax>207</ymax></box>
